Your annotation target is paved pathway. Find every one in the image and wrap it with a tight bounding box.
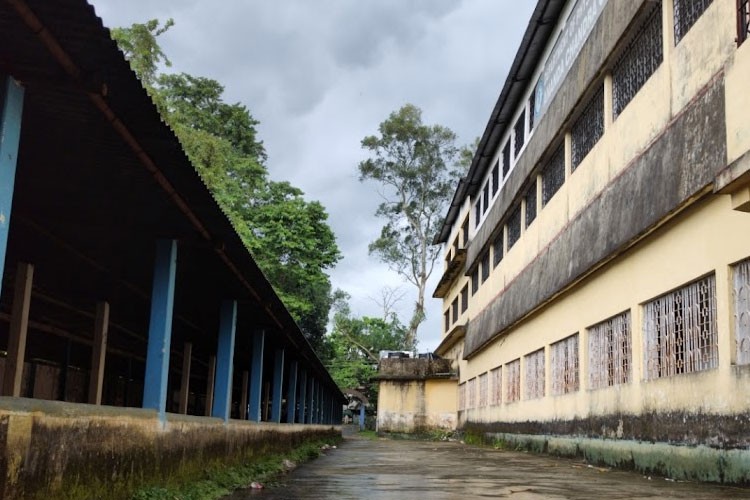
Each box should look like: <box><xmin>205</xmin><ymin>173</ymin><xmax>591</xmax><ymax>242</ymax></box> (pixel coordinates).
<box><xmin>227</xmin><ymin>434</ymin><xmax>748</xmax><ymax>499</ymax></box>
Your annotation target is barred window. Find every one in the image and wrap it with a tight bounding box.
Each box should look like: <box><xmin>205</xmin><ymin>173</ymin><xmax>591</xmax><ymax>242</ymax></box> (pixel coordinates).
<box><xmin>571</xmin><ymin>85</ymin><xmax>604</xmax><ymax>171</ymax></box>
<box><xmin>458</xmin><ymin>382</ymin><xmax>466</xmax><ymax>411</ymax></box>
<box><xmin>490</xmin><ymin>367</ymin><xmax>502</xmax><ymax>406</ymax></box>
<box><xmin>492</xmin><ymin>161</ymin><xmax>499</xmax><ymax>196</ymax></box>
<box><xmin>551</xmin><ymin>334</ymin><xmax>579</xmax><ymax>395</ymax></box>
<box><xmin>478</xmin><ymin>372</ymin><xmax>488</xmax><ymax>407</ymax></box>
<box><xmin>507</xmin><ymin>205</ymin><xmax>522</xmax><ymax>250</ymax></box>
<box><xmin>467</xmin><ymin>377</ymin><xmax>476</xmax><ymax>409</ymax></box>
<box><xmin>524</xmin><ymin>349</ymin><xmax>545</xmax><ymax>400</ymax></box>
<box><xmin>471</xmin><ymin>267</ymin><xmax>479</xmax><ymax>295</ymax></box>
<box><xmin>482</xmin><ymin>182</ymin><xmax>490</xmax><ymax>215</ymax></box>
<box><xmin>589</xmin><ymin>311</ymin><xmax>632</xmax><ymax>389</ymax></box>
<box><xmin>733</xmin><ymin>258</ymin><xmax>750</xmax><ymax>365</ymax></box>
<box><xmin>740</xmin><ymin>0</ymin><xmax>750</xmax><ymax>45</ymax></box>
<box><xmin>505</xmin><ymin>359</ymin><xmax>520</xmax><ymax>403</ymax></box>
<box><xmin>502</xmin><ymin>142</ymin><xmax>511</xmax><ymax>178</ymax></box>
<box><xmin>451</xmin><ymin>297</ymin><xmax>459</xmax><ymax>325</ymax></box>
<box><xmin>481</xmin><ymin>252</ymin><xmax>490</xmax><ymax>283</ymax></box>
<box><xmin>513</xmin><ymin>110</ymin><xmax>526</xmax><ymax>159</ymax></box>
<box><xmin>524</xmin><ymin>183</ymin><xmax>537</xmax><ymax>228</ymax></box>
<box><xmin>493</xmin><ymin>232</ymin><xmax>504</xmax><ymax>268</ymax></box>
<box><xmin>644</xmin><ymin>275</ymin><xmax>718</xmax><ymax>379</ymax></box>
<box><xmin>613</xmin><ymin>2</ymin><xmax>663</xmax><ymax>118</ymax></box>
<box><xmin>674</xmin><ymin>0</ymin><xmax>712</xmax><ymax>43</ymax></box>
<box><xmin>529</xmin><ymin>85</ymin><xmax>537</xmax><ymax>132</ymax></box>
<box><xmin>542</xmin><ymin>144</ymin><xmax>565</xmax><ymax>206</ymax></box>
<box><xmin>461</xmin><ymin>284</ymin><xmax>469</xmax><ymax>314</ymax></box>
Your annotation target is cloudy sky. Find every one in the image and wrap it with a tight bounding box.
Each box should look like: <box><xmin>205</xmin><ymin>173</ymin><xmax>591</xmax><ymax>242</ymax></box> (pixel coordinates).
<box><xmin>91</xmin><ymin>0</ymin><xmax>535</xmax><ymax>352</ymax></box>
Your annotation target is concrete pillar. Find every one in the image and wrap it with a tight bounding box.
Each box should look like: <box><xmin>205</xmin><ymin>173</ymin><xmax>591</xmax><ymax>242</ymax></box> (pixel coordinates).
<box><xmin>286</xmin><ymin>360</ymin><xmax>298</xmax><ymax>424</ymax></box>
<box><xmin>305</xmin><ymin>377</ymin><xmax>315</xmax><ymax>424</ymax></box>
<box><xmin>297</xmin><ymin>368</ymin><xmax>307</xmax><ymax>424</ymax></box>
<box><xmin>178</xmin><ymin>342</ymin><xmax>192</xmax><ymax>414</ymax></box>
<box><xmin>0</xmin><ymin>76</ymin><xmax>24</xmax><ymax>300</ymax></box>
<box><xmin>239</xmin><ymin>370</ymin><xmax>249</xmax><ymax>420</ymax></box>
<box><xmin>2</xmin><ymin>262</ymin><xmax>33</xmax><ymax>397</ymax></box>
<box><xmin>204</xmin><ymin>355</ymin><xmax>216</xmax><ymax>416</ymax></box>
<box><xmin>142</xmin><ymin>239</ymin><xmax>178</xmax><ymax>414</ymax></box>
<box><xmin>248</xmin><ymin>330</ymin><xmax>265</xmax><ymax>422</ymax></box>
<box><xmin>88</xmin><ymin>301</ymin><xmax>109</xmax><ymax>405</ymax></box>
<box><xmin>212</xmin><ymin>300</ymin><xmax>237</xmax><ymax>421</ymax></box>
<box><xmin>270</xmin><ymin>349</ymin><xmax>285</xmax><ymax>423</ymax></box>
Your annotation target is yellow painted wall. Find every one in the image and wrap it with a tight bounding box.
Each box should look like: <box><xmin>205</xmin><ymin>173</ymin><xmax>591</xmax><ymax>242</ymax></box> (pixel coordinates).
<box><xmin>377</xmin><ymin>378</ymin><xmax>458</xmax><ymax>432</ymax></box>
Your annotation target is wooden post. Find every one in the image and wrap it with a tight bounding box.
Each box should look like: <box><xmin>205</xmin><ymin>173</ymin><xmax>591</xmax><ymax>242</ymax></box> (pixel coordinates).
<box><xmin>3</xmin><ymin>262</ymin><xmax>33</xmax><ymax>397</ymax></box>
<box><xmin>205</xmin><ymin>355</ymin><xmax>216</xmax><ymax>416</ymax></box>
<box><xmin>178</xmin><ymin>342</ymin><xmax>192</xmax><ymax>414</ymax></box>
<box><xmin>88</xmin><ymin>301</ymin><xmax>109</xmax><ymax>405</ymax></box>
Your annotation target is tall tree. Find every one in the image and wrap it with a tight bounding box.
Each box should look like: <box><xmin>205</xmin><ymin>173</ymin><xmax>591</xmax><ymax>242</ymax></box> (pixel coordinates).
<box><xmin>359</xmin><ymin>104</ymin><xmax>463</xmax><ymax>348</ymax></box>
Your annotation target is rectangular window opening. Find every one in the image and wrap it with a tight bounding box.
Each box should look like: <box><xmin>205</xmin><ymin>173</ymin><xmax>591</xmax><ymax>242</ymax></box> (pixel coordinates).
<box><xmin>571</xmin><ymin>85</ymin><xmax>604</xmax><ymax>171</ymax></box>
<box><xmin>524</xmin><ymin>182</ymin><xmax>537</xmax><ymax>227</ymax></box>
<box><xmin>451</xmin><ymin>297</ymin><xmax>459</xmax><ymax>325</ymax></box>
<box><xmin>589</xmin><ymin>311</ymin><xmax>632</xmax><ymax>389</ymax></box>
<box><xmin>513</xmin><ymin>110</ymin><xmax>526</xmax><ymax>159</ymax></box>
<box><xmin>505</xmin><ymin>359</ymin><xmax>520</xmax><ymax>403</ymax></box>
<box><xmin>733</xmin><ymin>258</ymin><xmax>750</xmax><ymax>365</ymax></box>
<box><xmin>739</xmin><ymin>0</ymin><xmax>750</xmax><ymax>45</ymax></box>
<box><xmin>490</xmin><ymin>367</ymin><xmax>502</xmax><ymax>406</ymax></box>
<box><xmin>674</xmin><ymin>0</ymin><xmax>713</xmax><ymax>43</ymax></box>
<box><xmin>492</xmin><ymin>161</ymin><xmax>499</xmax><ymax>196</ymax></box>
<box><xmin>478</xmin><ymin>372</ymin><xmax>488</xmax><ymax>408</ymax></box>
<box><xmin>493</xmin><ymin>233</ymin><xmax>504</xmax><ymax>268</ymax></box>
<box><xmin>551</xmin><ymin>334</ymin><xmax>580</xmax><ymax>395</ymax></box>
<box><xmin>481</xmin><ymin>252</ymin><xmax>490</xmax><ymax>283</ymax></box>
<box><xmin>482</xmin><ymin>183</ymin><xmax>490</xmax><ymax>215</ymax></box>
<box><xmin>467</xmin><ymin>377</ymin><xmax>476</xmax><ymax>409</ymax></box>
<box><xmin>461</xmin><ymin>284</ymin><xmax>469</xmax><ymax>314</ymax></box>
<box><xmin>542</xmin><ymin>144</ymin><xmax>565</xmax><ymax>206</ymax></box>
<box><xmin>524</xmin><ymin>349</ymin><xmax>545</xmax><ymax>400</ymax></box>
<box><xmin>502</xmin><ymin>142</ymin><xmax>511</xmax><ymax>178</ymax></box>
<box><xmin>507</xmin><ymin>205</ymin><xmax>521</xmax><ymax>250</ymax></box>
<box><xmin>471</xmin><ymin>267</ymin><xmax>479</xmax><ymax>295</ymax></box>
<box><xmin>529</xmin><ymin>85</ymin><xmax>537</xmax><ymax>132</ymax></box>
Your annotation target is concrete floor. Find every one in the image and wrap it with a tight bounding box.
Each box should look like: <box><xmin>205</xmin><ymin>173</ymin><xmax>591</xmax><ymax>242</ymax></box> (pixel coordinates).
<box><xmin>228</xmin><ymin>434</ymin><xmax>749</xmax><ymax>499</ymax></box>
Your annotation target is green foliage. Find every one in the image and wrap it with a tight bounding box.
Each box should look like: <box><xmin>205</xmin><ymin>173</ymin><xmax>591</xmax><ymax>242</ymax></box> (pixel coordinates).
<box><xmin>359</xmin><ymin>104</ymin><xmax>465</xmax><ymax>347</ymax></box>
<box><xmin>112</xmin><ymin>19</ymin><xmax>341</xmax><ymax>351</ymax></box>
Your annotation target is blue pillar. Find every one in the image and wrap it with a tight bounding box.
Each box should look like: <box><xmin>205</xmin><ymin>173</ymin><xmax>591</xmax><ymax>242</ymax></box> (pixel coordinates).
<box><xmin>286</xmin><ymin>360</ymin><xmax>298</xmax><ymax>424</ymax></box>
<box><xmin>306</xmin><ymin>378</ymin><xmax>315</xmax><ymax>424</ymax></box>
<box><xmin>0</xmin><ymin>76</ymin><xmax>24</xmax><ymax>299</ymax></box>
<box><xmin>211</xmin><ymin>300</ymin><xmax>237</xmax><ymax>421</ymax></box>
<box><xmin>297</xmin><ymin>368</ymin><xmax>307</xmax><ymax>424</ymax></box>
<box><xmin>142</xmin><ymin>239</ymin><xmax>178</xmax><ymax>414</ymax></box>
<box><xmin>270</xmin><ymin>348</ymin><xmax>285</xmax><ymax>423</ymax></box>
<box><xmin>248</xmin><ymin>330</ymin><xmax>265</xmax><ymax>422</ymax></box>
<box><xmin>359</xmin><ymin>403</ymin><xmax>365</xmax><ymax>431</ymax></box>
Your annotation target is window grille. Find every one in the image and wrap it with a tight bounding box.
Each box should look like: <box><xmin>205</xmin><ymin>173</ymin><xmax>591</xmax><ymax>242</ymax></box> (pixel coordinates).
<box><xmin>739</xmin><ymin>0</ymin><xmax>750</xmax><ymax>45</ymax></box>
<box><xmin>542</xmin><ymin>144</ymin><xmax>565</xmax><ymax>206</ymax></box>
<box><xmin>493</xmin><ymin>233</ymin><xmax>504</xmax><ymax>268</ymax></box>
<box><xmin>482</xmin><ymin>183</ymin><xmax>490</xmax><ymax>215</ymax></box>
<box><xmin>478</xmin><ymin>372</ymin><xmax>488</xmax><ymax>407</ymax></box>
<box><xmin>490</xmin><ymin>367</ymin><xmax>502</xmax><ymax>406</ymax></box>
<box><xmin>507</xmin><ymin>205</ymin><xmax>521</xmax><ymax>250</ymax></box>
<box><xmin>461</xmin><ymin>284</ymin><xmax>469</xmax><ymax>314</ymax></box>
<box><xmin>502</xmin><ymin>142</ymin><xmax>511</xmax><ymax>178</ymax></box>
<box><xmin>492</xmin><ymin>161</ymin><xmax>499</xmax><ymax>196</ymax></box>
<box><xmin>589</xmin><ymin>311</ymin><xmax>632</xmax><ymax>389</ymax></box>
<box><xmin>529</xmin><ymin>86</ymin><xmax>537</xmax><ymax>132</ymax></box>
<box><xmin>733</xmin><ymin>258</ymin><xmax>750</xmax><ymax>365</ymax></box>
<box><xmin>613</xmin><ymin>2</ymin><xmax>663</xmax><ymax>118</ymax></box>
<box><xmin>505</xmin><ymin>359</ymin><xmax>520</xmax><ymax>403</ymax></box>
<box><xmin>458</xmin><ymin>383</ymin><xmax>466</xmax><ymax>411</ymax></box>
<box><xmin>674</xmin><ymin>0</ymin><xmax>712</xmax><ymax>43</ymax></box>
<box><xmin>481</xmin><ymin>252</ymin><xmax>490</xmax><ymax>283</ymax></box>
<box><xmin>644</xmin><ymin>275</ymin><xmax>718</xmax><ymax>379</ymax></box>
<box><xmin>467</xmin><ymin>377</ymin><xmax>476</xmax><ymax>409</ymax></box>
<box><xmin>524</xmin><ymin>349</ymin><xmax>545</xmax><ymax>400</ymax></box>
<box><xmin>471</xmin><ymin>267</ymin><xmax>479</xmax><ymax>295</ymax></box>
<box><xmin>514</xmin><ymin>110</ymin><xmax>526</xmax><ymax>159</ymax></box>
<box><xmin>451</xmin><ymin>297</ymin><xmax>459</xmax><ymax>324</ymax></box>
<box><xmin>524</xmin><ymin>183</ymin><xmax>537</xmax><ymax>227</ymax></box>
<box><xmin>551</xmin><ymin>334</ymin><xmax>579</xmax><ymax>395</ymax></box>
<box><xmin>571</xmin><ymin>85</ymin><xmax>604</xmax><ymax>171</ymax></box>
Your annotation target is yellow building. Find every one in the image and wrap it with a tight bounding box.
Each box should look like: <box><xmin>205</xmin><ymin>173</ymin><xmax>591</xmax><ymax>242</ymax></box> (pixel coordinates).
<box><xmin>433</xmin><ymin>0</ymin><xmax>750</xmax><ymax>483</ymax></box>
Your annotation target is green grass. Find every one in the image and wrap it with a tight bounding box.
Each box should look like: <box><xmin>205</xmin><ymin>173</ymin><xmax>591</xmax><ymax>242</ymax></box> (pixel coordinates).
<box><xmin>131</xmin><ymin>437</ymin><xmax>341</xmax><ymax>500</ymax></box>
<box><xmin>357</xmin><ymin>429</ymin><xmax>379</xmax><ymax>440</ymax></box>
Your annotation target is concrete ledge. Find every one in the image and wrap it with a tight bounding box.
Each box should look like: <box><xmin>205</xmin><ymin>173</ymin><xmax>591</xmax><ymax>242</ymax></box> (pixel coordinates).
<box><xmin>483</xmin><ymin>432</ymin><xmax>750</xmax><ymax>484</ymax></box>
<box><xmin>0</xmin><ymin>398</ymin><xmax>340</xmax><ymax>499</ymax></box>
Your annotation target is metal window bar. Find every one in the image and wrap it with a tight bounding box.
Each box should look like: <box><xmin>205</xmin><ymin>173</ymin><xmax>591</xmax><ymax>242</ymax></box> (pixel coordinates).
<box><xmin>481</xmin><ymin>252</ymin><xmax>490</xmax><ymax>283</ymax></box>
<box><xmin>552</xmin><ymin>334</ymin><xmax>579</xmax><ymax>395</ymax></box>
<box><xmin>461</xmin><ymin>285</ymin><xmax>469</xmax><ymax>314</ymax></box>
<box><xmin>542</xmin><ymin>144</ymin><xmax>565</xmax><ymax>206</ymax></box>
<box><xmin>524</xmin><ymin>349</ymin><xmax>545</xmax><ymax>400</ymax></box>
<box><xmin>502</xmin><ymin>142</ymin><xmax>511</xmax><ymax>178</ymax></box>
<box><xmin>525</xmin><ymin>183</ymin><xmax>537</xmax><ymax>227</ymax></box>
<box><xmin>589</xmin><ymin>311</ymin><xmax>632</xmax><ymax>389</ymax></box>
<box><xmin>491</xmin><ymin>367</ymin><xmax>502</xmax><ymax>406</ymax></box>
<box><xmin>506</xmin><ymin>359</ymin><xmax>520</xmax><ymax>403</ymax></box>
<box><xmin>613</xmin><ymin>2</ymin><xmax>663</xmax><ymax>118</ymax></box>
<box><xmin>514</xmin><ymin>110</ymin><xmax>526</xmax><ymax>159</ymax></box>
<box><xmin>733</xmin><ymin>259</ymin><xmax>750</xmax><ymax>365</ymax></box>
<box><xmin>571</xmin><ymin>85</ymin><xmax>604</xmax><ymax>171</ymax></box>
<box><xmin>740</xmin><ymin>0</ymin><xmax>750</xmax><ymax>45</ymax></box>
<box><xmin>507</xmin><ymin>205</ymin><xmax>522</xmax><ymax>250</ymax></box>
<box><xmin>467</xmin><ymin>378</ymin><xmax>476</xmax><ymax>409</ymax></box>
<box><xmin>478</xmin><ymin>372</ymin><xmax>488</xmax><ymax>407</ymax></box>
<box><xmin>493</xmin><ymin>233</ymin><xmax>504</xmax><ymax>268</ymax></box>
<box><xmin>458</xmin><ymin>383</ymin><xmax>466</xmax><ymax>411</ymax></box>
<box><xmin>674</xmin><ymin>0</ymin><xmax>713</xmax><ymax>43</ymax></box>
<box><xmin>529</xmin><ymin>86</ymin><xmax>537</xmax><ymax>132</ymax></box>
<box><xmin>644</xmin><ymin>275</ymin><xmax>718</xmax><ymax>379</ymax></box>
